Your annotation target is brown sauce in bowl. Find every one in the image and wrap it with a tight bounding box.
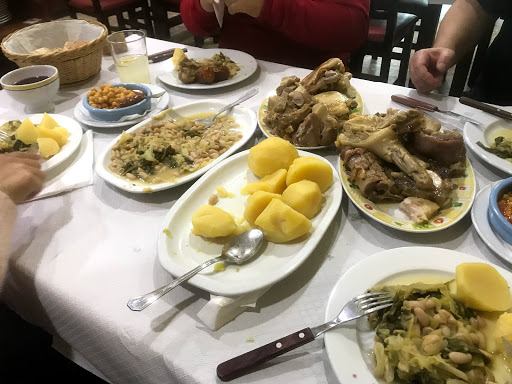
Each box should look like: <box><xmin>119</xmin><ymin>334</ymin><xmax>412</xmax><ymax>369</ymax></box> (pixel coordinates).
<box><xmin>498</xmin><ymin>192</ymin><xmax>512</xmax><ymax>224</ymax></box>
<box><xmin>13</xmin><ymin>75</ymin><xmax>50</xmax><ymax>85</ymax></box>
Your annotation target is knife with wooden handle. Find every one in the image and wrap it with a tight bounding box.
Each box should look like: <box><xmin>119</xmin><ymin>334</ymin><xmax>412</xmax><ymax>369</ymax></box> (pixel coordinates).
<box><xmin>391</xmin><ymin>94</ymin><xmax>485</xmax><ymax>127</ymax></box>
<box><xmin>460</xmin><ymin>96</ymin><xmax>512</xmax><ymax>121</ymax></box>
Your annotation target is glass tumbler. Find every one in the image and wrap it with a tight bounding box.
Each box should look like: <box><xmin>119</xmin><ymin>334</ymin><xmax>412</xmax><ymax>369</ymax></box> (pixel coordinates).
<box><xmin>107</xmin><ymin>30</ymin><xmax>151</xmax><ymax>84</ymax></box>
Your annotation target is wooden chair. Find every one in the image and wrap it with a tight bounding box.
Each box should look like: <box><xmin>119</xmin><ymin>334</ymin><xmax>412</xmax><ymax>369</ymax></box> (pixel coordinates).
<box><xmin>67</xmin><ymin>0</ymin><xmax>154</xmax><ymax>37</ymax></box>
<box><xmin>350</xmin><ymin>0</ymin><xmax>418</xmax><ymax>86</ymax></box>
<box><xmin>150</xmin><ymin>0</ymin><xmax>205</xmax><ymax>47</ymax></box>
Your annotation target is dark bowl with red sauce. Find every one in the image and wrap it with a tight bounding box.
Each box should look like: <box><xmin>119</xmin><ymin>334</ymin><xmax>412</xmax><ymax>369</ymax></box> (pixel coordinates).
<box><xmin>488</xmin><ymin>177</ymin><xmax>512</xmax><ymax>244</ymax></box>
<box><xmin>83</xmin><ymin>83</ymin><xmax>152</xmax><ymax>122</ymax></box>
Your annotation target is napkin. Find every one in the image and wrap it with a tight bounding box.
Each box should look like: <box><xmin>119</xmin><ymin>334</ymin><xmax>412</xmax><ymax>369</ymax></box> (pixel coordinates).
<box><xmin>28</xmin><ymin>130</ymin><xmax>94</xmax><ymax>202</ymax></box>
<box><xmin>213</xmin><ymin>0</ymin><xmax>224</xmax><ymax>27</ymax></box>
<box><xmin>197</xmin><ymin>286</ymin><xmax>271</xmax><ymax>330</ymax></box>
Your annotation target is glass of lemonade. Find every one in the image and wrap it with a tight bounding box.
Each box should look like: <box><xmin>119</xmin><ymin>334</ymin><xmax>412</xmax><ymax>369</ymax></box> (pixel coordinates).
<box><xmin>107</xmin><ymin>30</ymin><xmax>151</xmax><ymax>84</ymax></box>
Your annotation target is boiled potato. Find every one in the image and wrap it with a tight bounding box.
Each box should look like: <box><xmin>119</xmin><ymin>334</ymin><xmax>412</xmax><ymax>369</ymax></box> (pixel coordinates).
<box><xmin>37</xmin><ymin>137</ymin><xmax>60</xmax><ymax>158</ymax></box>
<box><xmin>16</xmin><ymin>119</ymin><xmax>39</xmax><ymax>144</ymax></box>
<box><xmin>191</xmin><ymin>205</ymin><xmax>237</xmax><ymax>238</ymax></box>
<box><xmin>243</xmin><ymin>191</ymin><xmax>283</xmax><ymax>226</ymax></box>
<box><xmin>495</xmin><ymin>313</ymin><xmax>512</xmax><ymax>344</ymax></box>
<box><xmin>248</xmin><ymin>137</ymin><xmax>298</xmax><ymax>178</ymax></box>
<box><xmin>172</xmin><ymin>48</ymin><xmax>187</xmax><ymax>69</ymax></box>
<box><xmin>242</xmin><ymin>169</ymin><xmax>287</xmax><ymax>195</ymax></box>
<box><xmin>455</xmin><ymin>263</ymin><xmax>511</xmax><ymax>311</ymax></box>
<box><xmin>254</xmin><ymin>198</ymin><xmax>311</xmax><ymax>243</ymax></box>
<box><xmin>282</xmin><ymin>180</ymin><xmax>322</xmax><ymax>219</ymax></box>
<box><xmin>38</xmin><ymin>126</ymin><xmax>68</xmax><ymax>147</ymax></box>
<box><xmin>286</xmin><ymin>157</ymin><xmax>333</xmax><ymax>192</ymax></box>
<box><xmin>39</xmin><ymin>112</ymin><xmax>59</xmax><ymax>130</ymax></box>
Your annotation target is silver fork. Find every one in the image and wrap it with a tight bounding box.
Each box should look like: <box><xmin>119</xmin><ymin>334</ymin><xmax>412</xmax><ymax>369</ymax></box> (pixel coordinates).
<box><xmin>217</xmin><ymin>291</ymin><xmax>393</xmax><ymax>382</ymax></box>
<box><xmin>194</xmin><ymin>88</ymin><xmax>258</xmax><ymax>128</ymax></box>
<box><xmin>0</xmin><ymin>130</ymin><xmax>11</xmax><ymax>143</ymax></box>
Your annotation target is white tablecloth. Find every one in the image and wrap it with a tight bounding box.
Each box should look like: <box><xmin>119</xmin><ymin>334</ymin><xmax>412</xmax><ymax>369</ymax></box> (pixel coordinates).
<box><xmin>2</xmin><ymin>38</ymin><xmax>511</xmax><ymax>384</ymax></box>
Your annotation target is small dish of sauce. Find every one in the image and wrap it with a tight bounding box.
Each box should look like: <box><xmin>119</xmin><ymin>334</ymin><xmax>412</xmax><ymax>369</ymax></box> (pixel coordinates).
<box><xmin>498</xmin><ymin>192</ymin><xmax>512</xmax><ymax>224</ymax></box>
<box><xmin>13</xmin><ymin>75</ymin><xmax>50</xmax><ymax>85</ymax></box>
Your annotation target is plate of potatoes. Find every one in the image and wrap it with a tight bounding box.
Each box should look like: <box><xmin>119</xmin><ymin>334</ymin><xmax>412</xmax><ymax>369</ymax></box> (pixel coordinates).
<box><xmin>158</xmin><ymin>137</ymin><xmax>343</xmax><ymax>296</ymax></box>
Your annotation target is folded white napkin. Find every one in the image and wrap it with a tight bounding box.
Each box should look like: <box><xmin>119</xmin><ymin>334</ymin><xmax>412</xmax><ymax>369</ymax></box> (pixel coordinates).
<box><xmin>213</xmin><ymin>0</ymin><xmax>224</xmax><ymax>27</ymax></box>
<box><xmin>197</xmin><ymin>286</ymin><xmax>271</xmax><ymax>331</ymax></box>
<box><xmin>28</xmin><ymin>130</ymin><xmax>94</xmax><ymax>201</ymax></box>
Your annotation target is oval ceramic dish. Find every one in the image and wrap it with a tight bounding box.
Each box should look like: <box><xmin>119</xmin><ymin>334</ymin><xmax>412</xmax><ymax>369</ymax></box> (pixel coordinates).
<box><xmin>95</xmin><ymin>100</ymin><xmax>257</xmax><ymax>193</ymax></box>
<box><xmin>157</xmin><ymin>149</ymin><xmax>343</xmax><ymax>296</ymax></box>
<box><xmin>337</xmin><ymin>157</ymin><xmax>476</xmax><ymax>232</ymax></box>
<box><xmin>257</xmin><ymin>87</ymin><xmax>364</xmax><ymax>150</ymax></box>
<box><xmin>82</xmin><ymin>83</ymin><xmax>152</xmax><ymax>121</ymax></box>
<box><xmin>324</xmin><ymin>247</ymin><xmax>512</xmax><ymax>384</ymax></box>
<box><xmin>464</xmin><ymin>120</ymin><xmax>512</xmax><ymax>175</ymax></box>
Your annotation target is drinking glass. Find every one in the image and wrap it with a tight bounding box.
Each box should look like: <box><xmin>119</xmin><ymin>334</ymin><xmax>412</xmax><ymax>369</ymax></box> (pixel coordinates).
<box><xmin>107</xmin><ymin>30</ymin><xmax>151</xmax><ymax>84</ymax></box>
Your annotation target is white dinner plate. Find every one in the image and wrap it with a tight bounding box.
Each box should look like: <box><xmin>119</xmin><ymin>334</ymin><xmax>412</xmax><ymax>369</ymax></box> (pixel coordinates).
<box><xmin>324</xmin><ymin>246</ymin><xmax>512</xmax><ymax>384</ymax></box>
<box><xmin>0</xmin><ymin>114</ymin><xmax>83</xmax><ymax>172</ymax></box>
<box><xmin>464</xmin><ymin>120</ymin><xmax>512</xmax><ymax>175</ymax></box>
<box><xmin>471</xmin><ymin>183</ymin><xmax>512</xmax><ymax>264</ymax></box>
<box><xmin>157</xmin><ymin>48</ymin><xmax>258</xmax><ymax>90</ymax></box>
<box><xmin>95</xmin><ymin>100</ymin><xmax>257</xmax><ymax>193</ymax></box>
<box><xmin>257</xmin><ymin>88</ymin><xmax>364</xmax><ymax>151</ymax></box>
<box><xmin>157</xmin><ymin>150</ymin><xmax>343</xmax><ymax>296</ymax></box>
<box><xmin>338</xmin><ymin>157</ymin><xmax>476</xmax><ymax>232</ymax></box>
<box><xmin>73</xmin><ymin>84</ymin><xmax>170</xmax><ymax>129</ymax></box>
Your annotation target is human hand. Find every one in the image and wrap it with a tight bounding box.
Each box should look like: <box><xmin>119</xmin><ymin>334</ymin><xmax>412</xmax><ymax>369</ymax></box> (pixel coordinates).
<box><xmin>409</xmin><ymin>48</ymin><xmax>456</xmax><ymax>94</ymax></box>
<box><xmin>225</xmin><ymin>0</ymin><xmax>264</xmax><ymax>18</ymax></box>
<box><xmin>200</xmin><ymin>0</ymin><xmax>215</xmax><ymax>13</ymax></box>
<box><xmin>0</xmin><ymin>153</ymin><xmax>44</xmax><ymax>204</ymax></box>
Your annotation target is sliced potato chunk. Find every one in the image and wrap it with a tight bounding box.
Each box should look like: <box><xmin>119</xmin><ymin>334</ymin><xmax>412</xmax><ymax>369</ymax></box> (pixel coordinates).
<box><xmin>286</xmin><ymin>157</ymin><xmax>333</xmax><ymax>192</ymax></box>
<box><xmin>248</xmin><ymin>137</ymin><xmax>298</xmax><ymax>178</ymax></box>
<box><xmin>282</xmin><ymin>180</ymin><xmax>322</xmax><ymax>219</ymax></box>
<box><xmin>16</xmin><ymin>119</ymin><xmax>39</xmax><ymax>144</ymax></box>
<box><xmin>38</xmin><ymin>126</ymin><xmax>69</xmax><ymax>147</ymax></box>
<box><xmin>191</xmin><ymin>205</ymin><xmax>237</xmax><ymax>238</ymax></box>
<box><xmin>39</xmin><ymin>112</ymin><xmax>59</xmax><ymax>130</ymax></box>
<box><xmin>455</xmin><ymin>263</ymin><xmax>511</xmax><ymax>311</ymax></box>
<box><xmin>243</xmin><ymin>191</ymin><xmax>283</xmax><ymax>226</ymax></box>
<box><xmin>255</xmin><ymin>198</ymin><xmax>311</xmax><ymax>243</ymax></box>
<box><xmin>37</xmin><ymin>137</ymin><xmax>60</xmax><ymax>158</ymax></box>
<box><xmin>242</xmin><ymin>169</ymin><xmax>287</xmax><ymax>195</ymax></box>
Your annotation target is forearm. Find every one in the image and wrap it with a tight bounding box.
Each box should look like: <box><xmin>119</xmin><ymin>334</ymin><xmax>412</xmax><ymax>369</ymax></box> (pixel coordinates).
<box><xmin>0</xmin><ymin>192</ymin><xmax>17</xmax><ymax>290</ymax></box>
<box><xmin>259</xmin><ymin>0</ymin><xmax>370</xmax><ymax>52</ymax></box>
<box><xmin>434</xmin><ymin>0</ymin><xmax>494</xmax><ymax>63</ymax></box>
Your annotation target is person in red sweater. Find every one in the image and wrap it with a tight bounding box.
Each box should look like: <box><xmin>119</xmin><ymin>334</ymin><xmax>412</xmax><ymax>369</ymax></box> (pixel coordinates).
<box><xmin>180</xmin><ymin>0</ymin><xmax>370</xmax><ymax>69</ymax></box>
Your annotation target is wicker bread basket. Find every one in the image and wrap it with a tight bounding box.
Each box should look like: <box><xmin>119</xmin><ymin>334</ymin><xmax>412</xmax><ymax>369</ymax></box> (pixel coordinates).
<box><xmin>1</xmin><ymin>19</ymin><xmax>107</xmax><ymax>84</ymax></box>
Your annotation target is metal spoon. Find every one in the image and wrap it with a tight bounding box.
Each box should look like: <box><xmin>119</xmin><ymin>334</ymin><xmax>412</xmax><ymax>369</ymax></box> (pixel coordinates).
<box><xmin>194</xmin><ymin>88</ymin><xmax>258</xmax><ymax>128</ymax></box>
<box><xmin>127</xmin><ymin>229</ymin><xmax>264</xmax><ymax>311</ymax></box>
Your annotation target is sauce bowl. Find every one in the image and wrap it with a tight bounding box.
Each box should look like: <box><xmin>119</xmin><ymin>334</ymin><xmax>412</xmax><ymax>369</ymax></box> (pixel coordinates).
<box><xmin>488</xmin><ymin>177</ymin><xmax>512</xmax><ymax>244</ymax></box>
<box><xmin>0</xmin><ymin>65</ymin><xmax>59</xmax><ymax>113</ymax></box>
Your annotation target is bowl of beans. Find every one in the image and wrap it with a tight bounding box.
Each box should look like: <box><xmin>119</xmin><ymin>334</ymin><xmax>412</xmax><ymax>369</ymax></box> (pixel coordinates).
<box><xmin>83</xmin><ymin>83</ymin><xmax>152</xmax><ymax>121</ymax></box>
<box><xmin>488</xmin><ymin>177</ymin><xmax>512</xmax><ymax>244</ymax></box>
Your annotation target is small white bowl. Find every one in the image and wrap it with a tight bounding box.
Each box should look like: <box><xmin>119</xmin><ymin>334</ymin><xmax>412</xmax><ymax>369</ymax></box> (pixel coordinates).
<box><xmin>0</xmin><ymin>65</ymin><xmax>59</xmax><ymax>113</ymax></box>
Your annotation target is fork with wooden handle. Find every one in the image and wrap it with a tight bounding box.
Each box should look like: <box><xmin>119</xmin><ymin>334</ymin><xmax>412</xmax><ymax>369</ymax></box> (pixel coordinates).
<box><xmin>216</xmin><ymin>291</ymin><xmax>393</xmax><ymax>381</ymax></box>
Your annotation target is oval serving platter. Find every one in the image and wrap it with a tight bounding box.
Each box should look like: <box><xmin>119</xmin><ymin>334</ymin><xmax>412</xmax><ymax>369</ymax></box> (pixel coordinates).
<box><xmin>157</xmin><ymin>149</ymin><xmax>343</xmax><ymax>296</ymax></box>
<box><xmin>257</xmin><ymin>87</ymin><xmax>364</xmax><ymax>151</ymax></box>
<box><xmin>95</xmin><ymin>99</ymin><xmax>257</xmax><ymax>193</ymax></box>
<box><xmin>337</xmin><ymin>157</ymin><xmax>476</xmax><ymax>232</ymax></box>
